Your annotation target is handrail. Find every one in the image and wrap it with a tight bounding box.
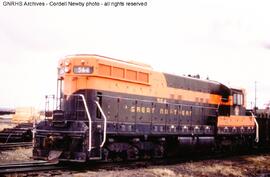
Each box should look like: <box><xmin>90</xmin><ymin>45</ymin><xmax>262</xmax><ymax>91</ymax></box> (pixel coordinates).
<box><xmin>95</xmin><ymin>101</ymin><xmax>107</xmax><ymax>147</ymax></box>
<box><xmin>71</xmin><ymin>94</ymin><xmax>92</xmax><ymax>151</ymax></box>
<box><xmin>250</xmin><ymin>111</ymin><xmax>259</xmax><ymax>143</ymax></box>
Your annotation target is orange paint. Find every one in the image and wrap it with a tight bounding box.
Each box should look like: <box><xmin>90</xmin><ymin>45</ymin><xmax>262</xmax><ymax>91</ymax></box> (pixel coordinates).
<box><xmin>58</xmin><ymin>54</ymin><xmax>233</xmax><ymax>106</ymax></box>
<box><xmin>217</xmin><ymin>116</ymin><xmax>255</xmax><ymax>127</ymax></box>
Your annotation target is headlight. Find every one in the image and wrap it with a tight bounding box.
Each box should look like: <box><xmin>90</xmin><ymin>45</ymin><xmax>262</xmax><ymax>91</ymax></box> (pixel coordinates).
<box><xmin>65</xmin><ymin>60</ymin><xmax>70</xmax><ymax>66</ymax></box>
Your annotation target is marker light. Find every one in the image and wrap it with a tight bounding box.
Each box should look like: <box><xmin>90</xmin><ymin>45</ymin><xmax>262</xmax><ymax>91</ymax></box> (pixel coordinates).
<box><xmin>65</xmin><ymin>60</ymin><xmax>70</xmax><ymax>66</ymax></box>
<box><xmin>64</xmin><ymin>67</ymin><xmax>71</xmax><ymax>73</ymax></box>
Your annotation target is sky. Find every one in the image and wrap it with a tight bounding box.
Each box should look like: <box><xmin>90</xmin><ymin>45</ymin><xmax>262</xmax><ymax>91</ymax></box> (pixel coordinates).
<box><xmin>0</xmin><ymin>0</ymin><xmax>270</xmax><ymax>109</ymax></box>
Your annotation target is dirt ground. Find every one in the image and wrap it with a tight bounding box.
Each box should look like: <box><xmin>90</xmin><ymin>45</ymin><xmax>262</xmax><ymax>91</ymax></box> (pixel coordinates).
<box><xmin>66</xmin><ymin>155</ymin><xmax>270</xmax><ymax>177</ymax></box>
<box><xmin>1</xmin><ymin>148</ymin><xmax>270</xmax><ymax>177</ymax></box>
<box><xmin>0</xmin><ymin>148</ymin><xmax>32</xmax><ymax>163</ymax></box>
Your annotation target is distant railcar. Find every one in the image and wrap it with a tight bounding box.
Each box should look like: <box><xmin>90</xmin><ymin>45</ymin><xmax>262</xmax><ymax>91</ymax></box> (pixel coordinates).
<box><xmin>12</xmin><ymin>107</ymin><xmax>40</xmax><ymax>123</ymax></box>
<box><xmin>33</xmin><ymin>54</ymin><xmax>258</xmax><ymax>162</ymax></box>
<box><xmin>0</xmin><ymin>107</ymin><xmax>39</xmax><ymax>143</ymax></box>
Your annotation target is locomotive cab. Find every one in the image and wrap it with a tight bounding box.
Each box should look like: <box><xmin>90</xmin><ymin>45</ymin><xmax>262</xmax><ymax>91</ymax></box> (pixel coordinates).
<box><xmin>216</xmin><ymin>88</ymin><xmax>258</xmax><ymax>144</ymax></box>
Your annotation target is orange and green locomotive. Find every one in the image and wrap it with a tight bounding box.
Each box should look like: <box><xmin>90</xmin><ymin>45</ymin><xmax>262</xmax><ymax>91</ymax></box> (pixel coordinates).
<box><xmin>33</xmin><ymin>54</ymin><xmax>258</xmax><ymax>162</ymax></box>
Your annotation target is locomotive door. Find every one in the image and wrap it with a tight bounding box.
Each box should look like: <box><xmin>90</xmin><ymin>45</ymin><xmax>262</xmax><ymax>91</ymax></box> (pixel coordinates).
<box><xmin>135</xmin><ymin>100</ymin><xmax>152</xmax><ymax>134</ymax></box>
<box><xmin>151</xmin><ymin>103</ymin><xmax>166</xmax><ymax>134</ymax></box>
<box><xmin>118</xmin><ymin>98</ymin><xmax>136</xmax><ymax>133</ymax></box>
<box><xmin>178</xmin><ymin>105</ymin><xmax>192</xmax><ymax>135</ymax></box>
<box><xmin>167</xmin><ymin>103</ymin><xmax>178</xmax><ymax>133</ymax></box>
<box><xmin>101</xmin><ymin>95</ymin><xmax>119</xmax><ymax>133</ymax></box>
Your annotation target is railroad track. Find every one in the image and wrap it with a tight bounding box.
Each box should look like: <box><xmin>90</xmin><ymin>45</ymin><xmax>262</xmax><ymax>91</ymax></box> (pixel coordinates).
<box><xmin>78</xmin><ymin>148</ymin><xmax>270</xmax><ymax>172</ymax></box>
<box><xmin>0</xmin><ymin>142</ymin><xmax>32</xmax><ymax>150</ymax></box>
<box><xmin>0</xmin><ymin>160</ymin><xmax>63</xmax><ymax>174</ymax></box>
<box><xmin>0</xmin><ymin>147</ymin><xmax>269</xmax><ymax>175</ymax></box>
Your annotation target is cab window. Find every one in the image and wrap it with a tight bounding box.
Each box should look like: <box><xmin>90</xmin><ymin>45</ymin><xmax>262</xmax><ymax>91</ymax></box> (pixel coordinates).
<box><xmin>233</xmin><ymin>93</ymin><xmax>243</xmax><ymax>105</ymax></box>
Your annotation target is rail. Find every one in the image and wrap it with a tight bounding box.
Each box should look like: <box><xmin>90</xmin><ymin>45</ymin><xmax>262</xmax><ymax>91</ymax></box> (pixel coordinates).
<box><xmin>0</xmin><ymin>160</ymin><xmax>61</xmax><ymax>174</ymax></box>
<box><xmin>0</xmin><ymin>142</ymin><xmax>32</xmax><ymax>150</ymax></box>
<box><xmin>250</xmin><ymin>111</ymin><xmax>259</xmax><ymax>143</ymax></box>
<box><xmin>95</xmin><ymin>101</ymin><xmax>107</xmax><ymax>147</ymax></box>
<box><xmin>71</xmin><ymin>94</ymin><xmax>92</xmax><ymax>151</ymax></box>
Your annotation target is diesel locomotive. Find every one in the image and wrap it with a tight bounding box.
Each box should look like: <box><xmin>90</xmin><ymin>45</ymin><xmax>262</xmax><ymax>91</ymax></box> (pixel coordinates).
<box><xmin>33</xmin><ymin>54</ymin><xmax>260</xmax><ymax>162</ymax></box>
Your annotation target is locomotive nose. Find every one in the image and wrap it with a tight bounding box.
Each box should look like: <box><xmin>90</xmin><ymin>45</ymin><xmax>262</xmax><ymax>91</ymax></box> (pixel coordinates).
<box><xmin>33</xmin><ymin>121</ymin><xmax>89</xmax><ymax>162</ymax></box>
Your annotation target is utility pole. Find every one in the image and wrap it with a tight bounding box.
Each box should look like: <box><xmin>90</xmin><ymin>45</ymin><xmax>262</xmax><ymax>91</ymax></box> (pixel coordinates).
<box><xmin>255</xmin><ymin>81</ymin><xmax>257</xmax><ymax>113</ymax></box>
